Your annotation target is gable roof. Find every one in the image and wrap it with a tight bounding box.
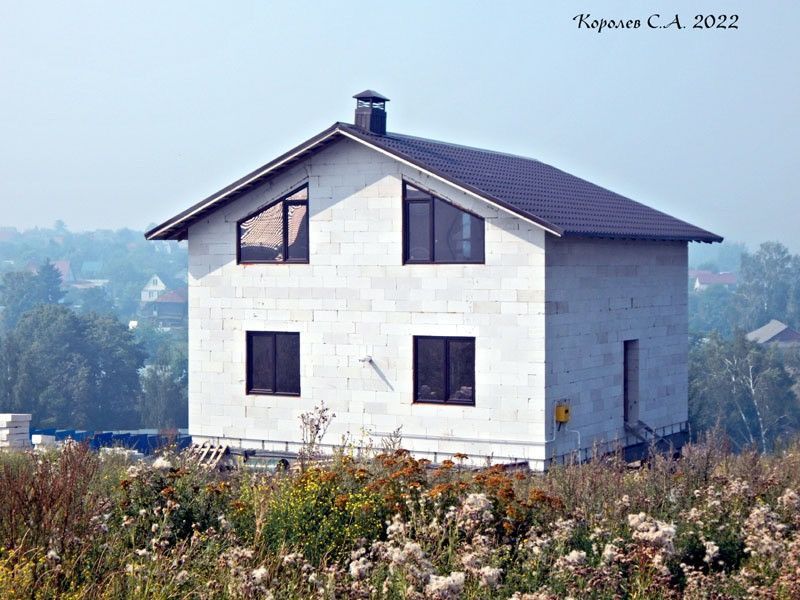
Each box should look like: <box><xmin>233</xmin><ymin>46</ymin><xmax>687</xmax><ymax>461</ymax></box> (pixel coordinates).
<box><xmin>746</xmin><ymin>319</ymin><xmax>800</xmax><ymax>344</ymax></box>
<box><xmin>52</xmin><ymin>260</ymin><xmax>75</xmax><ymax>283</ymax></box>
<box><xmin>145</xmin><ymin>123</ymin><xmax>722</xmax><ymax>243</ymax></box>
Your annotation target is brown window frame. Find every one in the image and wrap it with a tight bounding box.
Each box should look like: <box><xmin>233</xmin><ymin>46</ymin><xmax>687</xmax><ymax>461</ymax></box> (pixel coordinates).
<box><xmin>245</xmin><ymin>331</ymin><xmax>301</xmax><ymax>396</ymax></box>
<box><xmin>413</xmin><ymin>335</ymin><xmax>476</xmax><ymax>406</ymax></box>
<box><xmin>402</xmin><ymin>181</ymin><xmax>485</xmax><ymax>265</ymax></box>
<box><xmin>236</xmin><ymin>184</ymin><xmax>309</xmax><ymax>264</ymax></box>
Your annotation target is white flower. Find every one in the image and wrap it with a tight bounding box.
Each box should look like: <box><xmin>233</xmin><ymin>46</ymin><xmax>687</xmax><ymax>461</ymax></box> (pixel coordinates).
<box><xmin>152</xmin><ymin>456</ymin><xmax>172</xmax><ymax>470</ymax></box>
<box><xmin>348</xmin><ymin>556</ymin><xmax>372</xmax><ymax>580</ymax></box>
<box><xmin>251</xmin><ymin>566</ymin><xmax>268</xmax><ymax>582</ymax></box>
<box><xmin>777</xmin><ymin>488</ymin><xmax>800</xmax><ymax>511</ymax></box>
<box><xmin>627</xmin><ymin>512</ymin><xmax>676</xmax><ymax>554</ymax></box>
<box><xmin>703</xmin><ymin>540</ymin><xmax>720</xmax><ymax>564</ymax></box>
<box><xmin>46</xmin><ymin>549</ymin><xmax>60</xmax><ymax>562</ymax></box>
<box><xmin>424</xmin><ymin>571</ymin><xmax>465</xmax><ymax>599</ymax></box>
<box><xmin>601</xmin><ymin>543</ymin><xmax>622</xmax><ymax>564</ymax></box>
<box><xmin>477</xmin><ymin>565</ymin><xmax>503</xmax><ymax>588</ymax></box>
<box><xmin>562</xmin><ymin>550</ymin><xmax>587</xmax><ymax>566</ymax></box>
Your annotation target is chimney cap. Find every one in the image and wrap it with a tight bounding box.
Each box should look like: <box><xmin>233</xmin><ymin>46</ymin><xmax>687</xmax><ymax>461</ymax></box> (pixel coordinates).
<box><xmin>353</xmin><ymin>89</ymin><xmax>390</xmax><ymax>102</ymax></box>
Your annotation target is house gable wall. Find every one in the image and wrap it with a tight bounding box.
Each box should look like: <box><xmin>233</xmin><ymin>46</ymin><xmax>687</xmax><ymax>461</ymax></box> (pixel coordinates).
<box><xmin>545</xmin><ymin>238</ymin><xmax>689</xmax><ymax>460</ymax></box>
<box><xmin>187</xmin><ymin>138</ymin><xmax>549</xmax><ymax>465</ymax></box>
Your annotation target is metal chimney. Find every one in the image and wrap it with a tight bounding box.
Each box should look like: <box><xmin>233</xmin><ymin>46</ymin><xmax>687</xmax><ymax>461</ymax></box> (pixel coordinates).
<box><xmin>353</xmin><ymin>90</ymin><xmax>389</xmax><ymax>135</ymax></box>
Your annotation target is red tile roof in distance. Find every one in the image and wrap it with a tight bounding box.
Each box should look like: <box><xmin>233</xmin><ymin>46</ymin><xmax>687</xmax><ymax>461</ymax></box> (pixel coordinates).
<box><xmin>146</xmin><ymin>123</ymin><xmax>722</xmax><ymax>243</ymax></box>
<box><xmin>154</xmin><ymin>290</ymin><xmax>187</xmax><ymax>303</ymax></box>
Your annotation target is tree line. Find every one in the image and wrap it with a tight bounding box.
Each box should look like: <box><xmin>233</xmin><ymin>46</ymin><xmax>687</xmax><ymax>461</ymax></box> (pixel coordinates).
<box><xmin>0</xmin><ymin>260</ymin><xmax>186</xmax><ymax>430</ymax></box>
<box><xmin>689</xmin><ymin>241</ymin><xmax>800</xmax><ymax>452</ymax></box>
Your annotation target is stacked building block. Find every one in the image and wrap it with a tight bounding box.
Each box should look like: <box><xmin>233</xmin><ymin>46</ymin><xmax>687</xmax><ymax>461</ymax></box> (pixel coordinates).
<box><xmin>0</xmin><ymin>414</ymin><xmax>32</xmax><ymax>449</ymax></box>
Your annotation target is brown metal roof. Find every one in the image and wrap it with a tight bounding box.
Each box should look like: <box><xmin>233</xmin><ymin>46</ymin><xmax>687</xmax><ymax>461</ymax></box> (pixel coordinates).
<box><xmin>145</xmin><ymin>123</ymin><xmax>722</xmax><ymax>243</ymax></box>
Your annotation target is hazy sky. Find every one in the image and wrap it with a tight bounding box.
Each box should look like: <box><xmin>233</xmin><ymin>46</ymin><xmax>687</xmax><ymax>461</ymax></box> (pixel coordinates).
<box><xmin>1</xmin><ymin>1</ymin><xmax>797</xmax><ymax>250</ymax></box>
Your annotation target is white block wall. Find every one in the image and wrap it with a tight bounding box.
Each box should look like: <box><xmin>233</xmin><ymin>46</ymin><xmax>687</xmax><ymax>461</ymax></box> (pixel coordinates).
<box><xmin>187</xmin><ymin>138</ymin><xmax>549</xmax><ymax>466</ymax></box>
<box><xmin>544</xmin><ymin>238</ymin><xmax>689</xmax><ymax>459</ymax></box>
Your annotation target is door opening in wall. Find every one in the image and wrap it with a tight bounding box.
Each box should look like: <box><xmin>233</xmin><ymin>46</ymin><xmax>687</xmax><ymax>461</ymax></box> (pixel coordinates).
<box><xmin>623</xmin><ymin>339</ymin><xmax>640</xmax><ymax>425</ymax></box>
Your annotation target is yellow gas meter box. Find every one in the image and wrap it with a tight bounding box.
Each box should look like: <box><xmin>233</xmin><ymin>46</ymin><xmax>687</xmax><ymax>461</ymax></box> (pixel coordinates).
<box><xmin>555</xmin><ymin>403</ymin><xmax>571</xmax><ymax>423</ymax></box>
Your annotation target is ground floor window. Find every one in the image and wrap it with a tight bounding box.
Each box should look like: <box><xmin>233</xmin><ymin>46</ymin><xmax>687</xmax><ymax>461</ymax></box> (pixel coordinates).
<box><xmin>246</xmin><ymin>331</ymin><xmax>300</xmax><ymax>395</ymax></box>
<box><xmin>413</xmin><ymin>336</ymin><xmax>475</xmax><ymax>405</ymax></box>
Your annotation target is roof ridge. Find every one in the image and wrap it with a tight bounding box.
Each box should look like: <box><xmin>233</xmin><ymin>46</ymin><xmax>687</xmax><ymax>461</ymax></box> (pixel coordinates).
<box><xmin>381</xmin><ymin>130</ymin><xmax>544</xmax><ymax>164</ymax></box>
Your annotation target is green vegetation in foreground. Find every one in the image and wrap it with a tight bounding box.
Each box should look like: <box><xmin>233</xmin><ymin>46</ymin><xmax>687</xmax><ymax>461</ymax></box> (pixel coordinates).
<box><xmin>1</xmin><ymin>435</ymin><xmax>800</xmax><ymax>599</ymax></box>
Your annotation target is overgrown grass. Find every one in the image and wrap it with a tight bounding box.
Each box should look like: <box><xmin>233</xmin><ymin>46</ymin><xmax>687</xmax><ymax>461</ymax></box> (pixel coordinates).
<box><xmin>2</xmin><ymin>434</ymin><xmax>800</xmax><ymax>598</ymax></box>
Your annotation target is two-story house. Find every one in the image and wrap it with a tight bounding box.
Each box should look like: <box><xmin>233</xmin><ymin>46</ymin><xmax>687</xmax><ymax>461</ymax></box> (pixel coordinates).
<box><xmin>146</xmin><ymin>91</ymin><xmax>721</xmax><ymax>469</ymax></box>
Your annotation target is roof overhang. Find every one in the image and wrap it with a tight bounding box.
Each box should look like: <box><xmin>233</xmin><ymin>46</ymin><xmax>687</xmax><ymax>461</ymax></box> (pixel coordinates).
<box><xmin>145</xmin><ymin>123</ymin><xmax>563</xmax><ymax>241</ymax></box>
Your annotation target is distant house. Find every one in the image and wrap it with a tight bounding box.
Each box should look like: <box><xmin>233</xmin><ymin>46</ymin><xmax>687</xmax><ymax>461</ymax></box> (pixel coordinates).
<box><xmin>52</xmin><ymin>260</ymin><xmax>76</xmax><ymax>285</ymax></box>
<box><xmin>689</xmin><ymin>270</ymin><xmax>737</xmax><ymax>291</ymax></box>
<box><xmin>149</xmin><ymin>289</ymin><xmax>188</xmax><ymax>328</ymax></box>
<box><xmin>746</xmin><ymin>320</ymin><xmax>800</xmax><ymax>348</ymax></box>
<box><xmin>80</xmin><ymin>260</ymin><xmax>104</xmax><ymax>278</ymax></box>
<box><xmin>146</xmin><ymin>90</ymin><xmax>722</xmax><ymax>469</ymax></box>
<box><xmin>141</xmin><ymin>275</ymin><xmax>167</xmax><ymax>302</ymax></box>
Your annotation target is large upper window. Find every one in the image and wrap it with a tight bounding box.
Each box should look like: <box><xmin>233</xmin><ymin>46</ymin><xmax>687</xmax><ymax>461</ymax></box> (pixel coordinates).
<box><xmin>246</xmin><ymin>331</ymin><xmax>300</xmax><ymax>395</ymax></box>
<box><xmin>413</xmin><ymin>336</ymin><xmax>475</xmax><ymax>405</ymax></box>
<box><xmin>238</xmin><ymin>186</ymin><xmax>309</xmax><ymax>263</ymax></box>
<box><xmin>403</xmin><ymin>183</ymin><xmax>485</xmax><ymax>264</ymax></box>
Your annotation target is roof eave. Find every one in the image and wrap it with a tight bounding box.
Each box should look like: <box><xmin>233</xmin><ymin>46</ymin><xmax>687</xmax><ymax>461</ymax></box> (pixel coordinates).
<box><xmin>560</xmin><ymin>231</ymin><xmax>723</xmax><ymax>244</ymax></box>
<box><xmin>144</xmin><ymin>123</ymin><xmax>346</xmax><ymax>241</ymax></box>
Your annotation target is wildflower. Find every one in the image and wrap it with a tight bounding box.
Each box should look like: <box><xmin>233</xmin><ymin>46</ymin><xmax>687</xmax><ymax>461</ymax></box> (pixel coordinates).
<box><xmin>282</xmin><ymin>552</ymin><xmax>304</xmax><ymax>565</ymax></box>
<box><xmin>349</xmin><ymin>556</ymin><xmax>372</xmax><ymax>580</ymax></box>
<box><xmin>138</xmin><ymin>509</ymin><xmax>148</xmax><ymax>516</ymax></box>
<box><xmin>601</xmin><ymin>542</ymin><xmax>622</xmax><ymax>564</ymax></box>
<box><xmin>557</xmin><ymin>550</ymin><xmax>587</xmax><ymax>568</ymax></box>
<box><xmin>627</xmin><ymin>512</ymin><xmax>676</xmax><ymax>554</ymax></box>
<box><xmin>743</xmin><ymin>504</ymin><xmax>786</xmax><ymax>557</ymax></box>
<box><xmin>152</xmin><ymin>456</ymin><xmax>172</xmax><ymax>470</ymax></box>
<box><xmin>122</xmin><ymin>515</ymin><xmax>135</xmax><ymax>527</ymax></box>
<box><xmin>777</xmin><ymin>488</ymin><xmax>800</xmax><ymax>511</ymax></box>
<box><xmin>424</xmin><ymin>571</ymin><xmax>465</xmax><ymax>599</ymax></box>
<box><xmin>461</xmin><ymin>552</ymin><xmax>482</xmax><ymax>570</ymax></box>
<box><xmin>386</xmin><ymin>514</ymin><xmax>406</xmax><ymax>540</ymax></box>
<box><xmin>456</xmin><ymin>493</ymin><xmax>493</xmax><ymax>535</ymax></box>
<box><xmin>175</xmin><ymin>570</ymin><xmax>190</xmax><ymax>584</ymax></box>
<box><xmin>703</xmin><ymin>540</ymin><xmax>720</xmax><ymax>564</ymax></box>
<box><xmin>46</xmin><ymin>549</ymin><xmax>60</xmax><ymax>562</ymax></box>
<box><xmin>477</xmin><ymin>565</ymin><xmax>503</xmax><ymax>588</ymax></box>
<box><xmin>135</xmin><ymin>548</ymin><xmax>150</xmax><ymax>557</ymax></box>
<box><xmin>151</xmin><ymin>523</ymin><xmax>159</xmax><ymax>533</ymax></box>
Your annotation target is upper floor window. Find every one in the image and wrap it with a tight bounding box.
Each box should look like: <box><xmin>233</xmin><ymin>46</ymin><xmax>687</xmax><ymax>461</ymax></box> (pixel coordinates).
<box><xmin>237</xmin><ymin>185</ymin><xmax>309</xmax><ymax>263</ymax></box>
<box><xmin>402</xmin><ymin>183</ymin><xmax>485</xmax><ymax>264</ymax></box>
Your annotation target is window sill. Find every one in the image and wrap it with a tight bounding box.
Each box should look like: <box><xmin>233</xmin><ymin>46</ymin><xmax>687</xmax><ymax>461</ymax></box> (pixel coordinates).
<box><xmin>413</xmin><ymin>399</ymin><xmax>475</xmax><ymax>407</ymax></box>
<box><xmin>403</xmin><ymin>260</ymin><xmax>485</xmax><ymax>265</ymax></box>
<box><xmin>247</xmin><ymin>389</ymin><xmax>301</xmax><ymax>397</ymax></box>
<box><xmin>238</xmin><ymin>260</ymin><xmax>309</xmax><ymax>265</ymax></box>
